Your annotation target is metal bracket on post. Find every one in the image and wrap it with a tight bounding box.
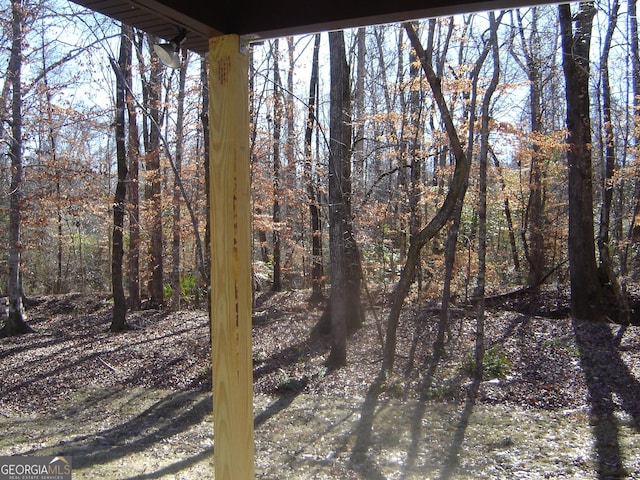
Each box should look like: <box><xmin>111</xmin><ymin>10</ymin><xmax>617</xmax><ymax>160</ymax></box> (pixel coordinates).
<box><xmin>240</xmin><ymin>34</ymin><xmax>263</xmax><ymax>54</ymax></box>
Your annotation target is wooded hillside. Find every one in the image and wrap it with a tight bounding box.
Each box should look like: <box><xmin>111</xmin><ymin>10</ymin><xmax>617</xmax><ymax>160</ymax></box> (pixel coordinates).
<box><xmin>1</xmin><ymin>1</ymin><xmax>639</xmax><ymax>336</ymax></box>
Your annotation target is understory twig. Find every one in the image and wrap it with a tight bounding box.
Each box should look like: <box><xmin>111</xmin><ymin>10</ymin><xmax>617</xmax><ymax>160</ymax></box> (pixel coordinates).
<box><xmin>96</xmin><ymin>355</ymin><xmax>119</xmax><ymax>373</ymax></box>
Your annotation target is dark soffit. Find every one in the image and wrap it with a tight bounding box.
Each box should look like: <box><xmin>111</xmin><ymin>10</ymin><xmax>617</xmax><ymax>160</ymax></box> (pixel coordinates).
<box><xmin>70</xmin><ymin>0</ymin><xmax>560</xmax><ymax>54</ymax></box>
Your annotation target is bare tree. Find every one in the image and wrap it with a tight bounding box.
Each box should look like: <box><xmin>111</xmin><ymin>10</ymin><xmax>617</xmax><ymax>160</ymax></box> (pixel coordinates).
<box><xmin>126</xmin><ymin>27</ymin><xmax>141</xmax><ymax>311</ymax></box>
<box><xmin>597</xmin><ymin>0</ymin><xmax>629</xmax><ymax>323</ymax></box>
<box><xmin>382</xmin><ymin>22</ymin><xmax>471</xmax><ymax>374</ymax></box>
<box><xmin>559</xmin><ymin>2</ymin><xmax>602</xmax><ymax>320</ymax></box>
<box><xmin>144</xmin><ymin>36</ymin><xmax>164</xmax><ymax>308</ymax></box>
<box><xmin>171</xmin><ymin>50</ymin><xmax>190</xmax><ymax>309</ymax></box>
<box><xmin>2</xmin><ymin>0</ymin><xmax>34</xmax><ymax>336</ymax></box>
<box><xmin>304</xmin><ymin>33</ymin><xmax>325</xmax><ymax>302</ymax></box>
<box><xmin>109</xmin><ymin>24</ymin><xmax>132</xmax><ymax>332</ymax></box>
<box><xmin>433</xmin><ymin>14</ymin><xmax>496</xmax><ymax>360</ymax></box>
<box><xmin>271</xmin><ymin>39</ymin><xmax>283</xmax><ymax>292</ymax></box>
<box><xmin>324</xmin><ymin>30</ymin><xmax>363</xmax><ymax>369</ymax></box>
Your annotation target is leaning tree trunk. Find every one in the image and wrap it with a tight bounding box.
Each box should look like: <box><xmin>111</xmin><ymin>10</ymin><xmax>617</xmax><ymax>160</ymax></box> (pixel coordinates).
<box><xmin>559</xmin><ymin>2</ymin><xmax>602</xmax><ymax>321</ymax></box>
<box><xmin>434</xmin><ymin>14</ymin><xmax>496</xmax><ymax>359</ymax></box>
<box><xmin>3</xmin><ymin>0</ymin><xmax>34</xmax><ymax>336</ymax></box>
<box><xmin>382</xmin><ymin>23</ymin><xmax>471</xmax><ymax>374</ymax></box>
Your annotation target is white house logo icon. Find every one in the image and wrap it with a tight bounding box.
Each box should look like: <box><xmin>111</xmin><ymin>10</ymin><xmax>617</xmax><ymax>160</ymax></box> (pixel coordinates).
<box><xmin>48</xmin><ymin>456</ymin><xmax>71</xmax><ymax>476</ymax></box>
<box><xmin>49</xmin><ymin>457</ymin><xmax>69</xmax><ymax>466</ymax></box>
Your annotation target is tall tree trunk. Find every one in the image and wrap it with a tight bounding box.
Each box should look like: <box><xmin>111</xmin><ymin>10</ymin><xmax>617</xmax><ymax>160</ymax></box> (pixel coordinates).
<box><xmin>475</xmin><ymin>11</ymin><xmax>501</xmax><ymax>380</ymax></box>
<box><xmin>395</xmin><ymin>28</ymin><xmax>409</xmax><ymax>268</ymax></box>
<box><xmin>145</xmin><ymin>37</ymin><xmax>164</xmax><ymax>308</ymax></box>
<box><xmin>407</xmin><ymin>47</ymin><xmax>422</xmax><ymax>277</ymax></box>
<box><xmin>353</xmin><ymin>27</ymin><xmax>366</xmax><ymax>199</ymax></box>
<box><xmin>598</xmin><ymin>0</ymin><xmax>629</xmax><ymax>323</ymax></box>
<box><xmin>514</xmin><ymin>8</ymin><xmax>547</xmax><ymax>287</ymax></box>
<box><xmin>304</xmin><ymin>33</ymin><xmax>325</xmax><ymax>302</ymax></box>
<box><xmin>325</xmin><ymin>30</ymin><xmax>362</xmax><ymax>369</ymax></box>
<box><xmin>3</xmin><ymin>0</ymin><xmax>34</xmax><ymax>336</ymax></box>
<box><xmin>126</xmin><ymin>26</ymin><xmax>141</xmax><ymax>311</ymax></box>
<box><xmin>559</xmin><ymin>2</ymin><xmax>602</xmax><ymax>320</ymax></box>
<box><xmin>271</xmin><ymin>39</ymin><xmax>283</xmax><ymax>292</ymax></box>
<box><xmin>109</xmin><ymin>25</ymin><xmax>132</xmax><ymax>332</ymax></box>
<box><xmin>628</xmin><ymin>0</ymin><xmax>640</xmax><ymax>273</ymax></box>
<box><xmin>40</xmin><ymin>49</ymin><xmax>63</xmax><ymax>295</ymax></box>
<box><xmin>249</xmin><ymin>40</ymin><xmax>270</xmax><ymax>269</ymax></box>
<box><xmin>434</xmin><ymin>20</ymin><xmax>473</xmax><ymax>354</ymax></box>
<box><xmin>200</xmin><ymin>53</ymin><xmax>211</xmax><ymax>318</ymax></box>
<box><xmin>171</xmin><ymin>50</ymin><xmax>189</xmax><ymax>309</ymax></box>
<box><xmin>56</xmin><ymin>179</ymin><xmax>63</xmax><ymax>294</ymax></box>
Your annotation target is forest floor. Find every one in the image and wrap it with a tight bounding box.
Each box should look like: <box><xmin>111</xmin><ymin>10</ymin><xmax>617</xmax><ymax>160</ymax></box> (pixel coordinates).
<box><xmin>0</xmin><ymin>286</ymin><xmax>639</xmax><ymax>479</ymax></box>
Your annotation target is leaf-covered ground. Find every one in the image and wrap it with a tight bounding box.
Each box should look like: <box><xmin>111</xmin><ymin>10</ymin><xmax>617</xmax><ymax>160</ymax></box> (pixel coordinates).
<box><xmin>0</xmin><ymin>288</ymin><xmax>639</xmax><ymax>478</ymax></box>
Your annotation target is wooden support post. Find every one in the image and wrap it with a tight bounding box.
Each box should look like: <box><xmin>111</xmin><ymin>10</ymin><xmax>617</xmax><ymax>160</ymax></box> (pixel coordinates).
<box><xmin>209</xmin><ymin>34</ymin><xmax>254</xmax><ymax>479</ymax></box>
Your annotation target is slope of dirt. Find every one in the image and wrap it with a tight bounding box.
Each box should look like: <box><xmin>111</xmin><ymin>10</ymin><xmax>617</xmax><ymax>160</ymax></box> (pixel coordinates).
<box><xmin>0</xmin><ymin>288</ymin><xmax>639</xmax><ymax>478</ymax></box>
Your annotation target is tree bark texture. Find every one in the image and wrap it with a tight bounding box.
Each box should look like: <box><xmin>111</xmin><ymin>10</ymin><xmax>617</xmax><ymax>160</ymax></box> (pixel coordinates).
<box><xmin>3</xmin><ymin>0</ymin><xmax>33</xmax><ymax>336</ymax></box>
<box><xmin>109</xmin><ymin>26</ymin><xmax>131</xmax><ymax>332</ymax></box>
<box><xmin>304</xmin><ymin>33</ymin><xmax>324</xmax><ymax>302</ymax></box>
<box><xmin>145</xmin><ymin>39</ymin><xmax>164</xmax><ymax>308</ymax></box>
<box><xmin>271</xmin><ymin>39</ymin><xmax>283</xmax><ymax>292</ymax></box>
<box><xmin>171</xmin><ymin>51</ymin><xmax>189</xmax><ymax>309</ymax></box>
<box><xmin>559</xmin><ymin>2</ymin><xmax>602</xmax><ymax>320</ymax></box>
<box><xmin>126</xmin><ymin>25</ymin><xmax>141</xmax><ymax>311</ymax></box>
<box><xmin>325</xmin><ymin>30</ymin><xmax>362</xmax><ymax>369</ymax></box>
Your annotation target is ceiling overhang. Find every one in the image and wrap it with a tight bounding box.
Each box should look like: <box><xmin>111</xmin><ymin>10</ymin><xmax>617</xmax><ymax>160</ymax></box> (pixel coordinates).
<box><xmin>71</xmin><ymin>0</ymin><xmax>560</xmax><ymax>54</ymax></box>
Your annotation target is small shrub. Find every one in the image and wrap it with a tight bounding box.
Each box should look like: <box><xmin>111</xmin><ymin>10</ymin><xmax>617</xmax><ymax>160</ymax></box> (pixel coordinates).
<box><xmin>423</xmin><ymin>378</ymin><xmax>458</xmax><ymax>400</ymax></box>
<box><xmin>179</xmin><ymin>274</ymin><xmax>196</xmax><ymax>301</ymax></box>
<box><xmin>380</xmin><ymin>375</ymin><xmax>405</xmax><ymax>398</ymax></box>
<box><xmin>275</xmin><ymin>368</ymin><xmax>308</xmax><ymax>393</ymax></box>
<box><xmin>163</xmin><ymin>273</ymin><xmax>205</xmax><ymax>307</ymax></box>
<box><xmin>462</xmin><ymin>345</ymin><xmax>512</xmax><ymax>380</ymax></box>
<box><xmin>163</xmin><ymin>284</ymin><xmax>173</xmax><ymax>300</ymax></box>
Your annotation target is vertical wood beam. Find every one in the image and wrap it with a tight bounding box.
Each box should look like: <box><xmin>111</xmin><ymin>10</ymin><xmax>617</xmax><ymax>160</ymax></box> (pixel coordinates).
<box><xmin>208</xmin><ymin>34</ymin><xmax>254</xmax><ymax>479</ymax></box>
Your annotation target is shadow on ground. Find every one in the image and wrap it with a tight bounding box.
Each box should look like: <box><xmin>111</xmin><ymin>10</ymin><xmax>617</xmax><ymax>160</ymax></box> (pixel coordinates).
<box><xmin>15</xmin><ymin>388</ymin><xmax>213</xmax><ymax>479</ymax></box>
<box><xmin>573</xmin><ymin>319</ymin><xmax>640</xmax><ymax>480</ymax></box>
